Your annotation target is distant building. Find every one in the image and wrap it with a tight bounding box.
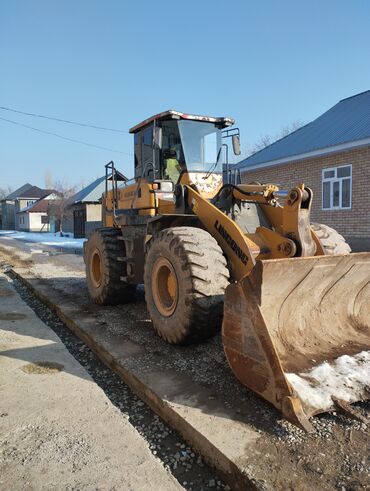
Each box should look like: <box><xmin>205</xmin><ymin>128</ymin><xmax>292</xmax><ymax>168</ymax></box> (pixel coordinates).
<box><xmin>1</xmin><ymin>184</ymin><xmax>60</xmax><ymax>231</ymax></box>
<box><xmin>14</xmin><ymin>186</ymin><xmax>56</xmax><ymax>231</ymax></box>
<box><xmin>1</xmin><ymin>183</ymin><xmax>33</xmax><ymax>230</ymax></box>
<box><xmin>64</xmin><ymin>172</ymin><xmax>127</xmax><ymax>238</ymax></box>
<box><xmin>236</xmin><ymin>90</ymin><xmax>370</xmax><ymax>250</ymax></box>
<box><xmin>17</xmin><ymin>196</ymin><xmax>59</xmax><ymax>232</ymax></box>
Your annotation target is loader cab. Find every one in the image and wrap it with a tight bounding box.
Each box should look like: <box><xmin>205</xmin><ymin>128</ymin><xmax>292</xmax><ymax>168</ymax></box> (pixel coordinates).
<box><xmin>129</xmin><ymin>110</ymin><xmax>236</xmax><ymax>185</ymax></box>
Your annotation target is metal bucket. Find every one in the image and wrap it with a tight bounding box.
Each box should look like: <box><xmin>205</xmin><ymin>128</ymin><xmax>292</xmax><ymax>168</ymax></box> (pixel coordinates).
<box><xmin>222</xmin><ymin>253</ymin><xmax>370</xmax><ymax>431</ymax></box>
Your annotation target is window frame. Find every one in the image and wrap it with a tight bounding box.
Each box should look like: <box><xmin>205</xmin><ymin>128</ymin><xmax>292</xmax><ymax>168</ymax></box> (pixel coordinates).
<box><xmin>322</xmin><ymin>164</ymin><xmax>352</xmax><ymax>211</ymax></box>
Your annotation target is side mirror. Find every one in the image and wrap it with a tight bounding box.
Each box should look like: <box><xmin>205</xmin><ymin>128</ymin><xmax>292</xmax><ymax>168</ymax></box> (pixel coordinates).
<box><xmin>153</xmin><ymin>127</ymin><xmax>162</xmax><ymax>149</ymax></box>
<box><xmin>232</xmin><ymin>134</ymin><xmax>241</xmax><ymax>155</ymax></box>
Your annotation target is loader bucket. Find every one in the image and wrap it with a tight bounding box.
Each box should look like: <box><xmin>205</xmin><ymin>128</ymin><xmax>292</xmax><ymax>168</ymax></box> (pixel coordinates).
<box><xmin>222</xmin><ymin>253</ymin><xmax>370</xmax><ymax>431</ymax></box>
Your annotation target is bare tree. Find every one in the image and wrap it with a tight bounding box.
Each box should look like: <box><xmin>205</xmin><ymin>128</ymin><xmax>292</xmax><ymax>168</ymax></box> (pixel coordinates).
<box><xmin>246</xmin><ymin>120</ymin><xmax>303</xmax><ymax>156</ymax></box>
<box><xmin>0</xmin><ymin>185</ymin><xmax>14</xmax><ymax>200</ymax></box>
<box><xmin>44</xmin><ymin>170</ymin><xmax>54</xmax><ymax>189</ymax></box>
<box><xmin>250</xmin><ymin>133</ymin><xmax>273</xmax><ymax>153</ymax></box>
<box><xmin>48</xmin><ymin>181</ymin><xmax>77</xmax><ymax>235</ymax></box>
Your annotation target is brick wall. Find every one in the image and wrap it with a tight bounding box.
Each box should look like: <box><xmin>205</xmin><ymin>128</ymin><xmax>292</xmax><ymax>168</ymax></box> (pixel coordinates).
<box><xmin>240</xmin><ymin>146</ymin><xmax>370</xmax><ymax>248</ymax></box>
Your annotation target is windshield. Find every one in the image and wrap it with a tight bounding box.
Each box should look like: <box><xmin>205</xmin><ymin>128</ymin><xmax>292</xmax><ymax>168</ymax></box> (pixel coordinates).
<box><xmin>178</xmin><ymin>120</ymin><xmax>222</xmax><ymax>173</ymax></box>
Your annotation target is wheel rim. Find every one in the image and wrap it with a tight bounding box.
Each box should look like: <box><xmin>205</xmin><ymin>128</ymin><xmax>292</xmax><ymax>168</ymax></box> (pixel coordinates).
<box><xmin>152</xmin><ymin>257</ymin><xmax>178</xmax><ymax>317</ymax></box>
<box><xmin>91</xmin><ymin>249</ymin><xmax>102</xmax><ymax>287</ymax></box>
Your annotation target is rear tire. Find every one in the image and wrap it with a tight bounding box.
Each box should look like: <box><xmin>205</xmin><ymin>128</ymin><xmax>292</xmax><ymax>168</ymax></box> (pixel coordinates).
<box><xmin>85</xmin><ymin>228</ymin><xmax>136</xmax><ymax>305</ymax></box>
<box><xmin>311</xmin><ymin>222</ymin><xmax>351</xmax><ymax>255</ymax></box>
<box><xmin>144</xmin><ymin>227</ymin><xmax>230</xmax><ymax>345</ymax></box>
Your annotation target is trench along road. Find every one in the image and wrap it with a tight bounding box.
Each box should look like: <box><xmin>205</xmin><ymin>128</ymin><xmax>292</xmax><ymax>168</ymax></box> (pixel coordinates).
<box><xmin>0</xmin><ymin>235</ymin><xmax>369</xmax><ymax>491</ymax></box>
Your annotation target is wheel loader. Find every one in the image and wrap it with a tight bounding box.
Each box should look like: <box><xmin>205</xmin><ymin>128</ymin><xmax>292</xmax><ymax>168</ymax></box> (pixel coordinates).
<box><xmin>84</xmin><ymin>110</ymin><xmax>370</xmax><ymax>431</ymax></box>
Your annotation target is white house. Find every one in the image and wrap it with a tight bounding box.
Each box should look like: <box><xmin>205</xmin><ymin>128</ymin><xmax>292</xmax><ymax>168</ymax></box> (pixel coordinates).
<box><xmin>17</xmin><ymin>193</ymin><xmax>59</xmax><ymax>232</ymax></box>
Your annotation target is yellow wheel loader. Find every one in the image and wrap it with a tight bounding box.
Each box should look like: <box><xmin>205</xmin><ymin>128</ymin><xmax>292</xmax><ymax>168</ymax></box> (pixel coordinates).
<box><xmin>84</xmin><ymin>110</ymin><xmax>370</xmax><ymax>431</ymax></box>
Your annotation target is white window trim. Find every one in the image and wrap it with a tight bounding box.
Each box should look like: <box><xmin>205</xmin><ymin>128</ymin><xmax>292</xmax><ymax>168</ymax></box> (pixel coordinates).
<box><xmin>322</xmin><ymin>164</ymin><xmax>352</xmax><ymax>210</ymax></box>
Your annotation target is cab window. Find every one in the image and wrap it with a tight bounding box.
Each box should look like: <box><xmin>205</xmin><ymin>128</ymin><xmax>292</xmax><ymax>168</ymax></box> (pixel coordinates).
<box><xmin>161</xmin><ymin>120</ymin><xmax>185</xmax><ymax>182</ymax></box>
<box><xmin>142</xmin><ymin>126</ymin><xmax>154</xmax><ymax>178</ymax></box>
<box><xmin>134</xmin><ymin>132</ymin><xmax>142</xmax><ymax>178</ymax></box>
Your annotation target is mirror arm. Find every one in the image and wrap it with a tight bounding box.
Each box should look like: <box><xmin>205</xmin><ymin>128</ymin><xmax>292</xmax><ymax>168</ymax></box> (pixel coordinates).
<box><xmin>222</xmin><ymin>127</ymin><xmax>241</xmax><ymax>155</ymax></box>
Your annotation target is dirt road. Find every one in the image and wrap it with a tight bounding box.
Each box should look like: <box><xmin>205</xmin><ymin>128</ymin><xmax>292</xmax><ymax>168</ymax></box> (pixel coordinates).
<box><xmin>0</xmin><ymin>236</ymin><xmax>369</xmax><ymax>490</ymax></box>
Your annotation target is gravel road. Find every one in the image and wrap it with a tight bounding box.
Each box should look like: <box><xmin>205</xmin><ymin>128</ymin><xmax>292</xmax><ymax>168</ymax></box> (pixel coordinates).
<box><xmin>1</xmin><ymin>236</ymin><xmax>369</xmax><ymax>490</ymax></box>
<box><xmin>0</xmin><ymin>239</ymin><xmax>230</xmax><ymax>491</ymax></box>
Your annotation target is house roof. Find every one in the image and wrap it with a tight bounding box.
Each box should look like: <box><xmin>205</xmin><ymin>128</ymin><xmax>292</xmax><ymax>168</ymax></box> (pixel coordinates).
<box><xmin>17</xmin><ymin>199</ymin><xmax>52</xmax><ymax>213</ymax></box>
<box><xmin>71</xmin><ymin>176</ymin><xmax>106</xmax><ymax>204</ymax></box>
<box><xmin>237</xmin><ymin>90</ymin><xmax>370</xmax><ymax>170</ymax></box>
<box><xmin>71</xmin><ymin>171</ymin><xmax>128</xmax><ymax>204</ymax></box>
<box><xmin>3</xmin><ymin>183</ymin><xmax>33</xmax><ymax>200</ymax></box>
<box><xmin>17</xmin><ymin>186</ymin><xmax>55</xmax><ymax>199</ymax></box>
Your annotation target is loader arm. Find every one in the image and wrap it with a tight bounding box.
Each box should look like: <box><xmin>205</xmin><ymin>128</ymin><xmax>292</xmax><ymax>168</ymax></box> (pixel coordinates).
<box><xmin>185</xmin><ymin>186</ymin><xmax>255</xmax><ymax>281</ymax></box>
<box><xmin>184</xmin><ymin>183</ymin><xmax>315</xmax><ymax>281</ymax></box>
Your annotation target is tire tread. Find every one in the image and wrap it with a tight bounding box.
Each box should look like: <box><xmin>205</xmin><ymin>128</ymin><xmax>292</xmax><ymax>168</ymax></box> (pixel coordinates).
<box><xmin>144</xmin><ymin>226</ymin><xmax>229</xmax><ymax>344</ymax></box>
<box><xmin>85</xmin><ymin>228</ymin><xmax>136</xmax><ymax>305</ymax></box>
<box><xmin>311</xmin><ymin>222</ymin><xmax>351</xmax><ymax>255</ymax></box>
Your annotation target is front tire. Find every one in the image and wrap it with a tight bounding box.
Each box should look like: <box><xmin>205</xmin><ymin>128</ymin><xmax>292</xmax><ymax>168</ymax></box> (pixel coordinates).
<box><xmin>144</xmin><ymin>227</ymin><xmax>230</xmax><ymax>345</ymax></box>
<box><xmin>85</xmin><ymin>228</ymin><xmax>136</xmax><ymax>305</ymax></box>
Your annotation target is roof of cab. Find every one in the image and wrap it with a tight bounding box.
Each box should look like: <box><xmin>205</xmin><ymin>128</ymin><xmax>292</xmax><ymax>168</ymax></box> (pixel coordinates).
<box><xmin>129</xmin><ymin>110</ymin><xmax>234</xmax><ymax>133</ymax></box>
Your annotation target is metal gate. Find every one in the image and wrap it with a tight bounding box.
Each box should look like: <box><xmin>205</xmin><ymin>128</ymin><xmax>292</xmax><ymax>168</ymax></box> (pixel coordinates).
<box><xmin>73</xmin><ymin>209</ymin><xmax>86</xmax><ymax>238</ymax></box>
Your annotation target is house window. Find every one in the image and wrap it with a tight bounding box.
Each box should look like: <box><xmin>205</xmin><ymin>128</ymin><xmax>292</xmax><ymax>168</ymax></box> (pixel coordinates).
<box><xmin>322</xmin><ymin>165</ymin><xmax>352</xmax><ymax>210</ymax></box>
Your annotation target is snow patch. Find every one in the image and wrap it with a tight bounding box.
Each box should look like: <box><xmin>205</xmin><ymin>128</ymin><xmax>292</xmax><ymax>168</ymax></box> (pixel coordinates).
<box><xmin>286</xmin><ymin>351</ymin><xmax>370</xmax><ymax>414</ymax></box>
<box><xmin>30</xmin><ymin>248</ymin><xmax>45</xmax><ymax>254</ymax></box>
<box><xmin>0</xmin><ymin>230</ymin><xmax>86</xmax><ymax>249</ymax></box>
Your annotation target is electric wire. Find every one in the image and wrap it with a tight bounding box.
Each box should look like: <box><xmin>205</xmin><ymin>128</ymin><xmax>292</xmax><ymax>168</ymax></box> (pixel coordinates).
<box><xmin>0</xmin><ymin>105</ymin><xmax>129</xmax><ymax>133</ymax></box>
<box><xmin>0</xmin><ymin>116</ymin><xmax>132</xmax><ymax>155</ymax></box>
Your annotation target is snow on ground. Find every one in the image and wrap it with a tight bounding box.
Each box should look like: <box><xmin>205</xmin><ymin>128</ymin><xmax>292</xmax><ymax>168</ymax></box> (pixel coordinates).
<box><xmin>0</xmin><ymin>230</ymin><xmax>86</xmax><ymax>249</ymax></box>
<box><xmin>286</xmin><ymin>350</ymin><xmax>370</xmax><ymax>414</ymax></box>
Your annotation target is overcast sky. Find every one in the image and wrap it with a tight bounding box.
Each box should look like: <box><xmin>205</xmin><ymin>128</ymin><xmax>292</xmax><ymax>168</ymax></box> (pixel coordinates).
<box><xmin>1</xmin><ymin>0</ymin><xmax>370</xmax><ymax>189</ymax></box>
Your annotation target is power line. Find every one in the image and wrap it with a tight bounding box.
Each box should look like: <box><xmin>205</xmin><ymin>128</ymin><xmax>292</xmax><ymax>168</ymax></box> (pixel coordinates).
<box><xmin>0</xmin><ymin>105</ymin><xmax>129</xmax><ymax>134</ymax></box>
<box><xmin>0</xmin><ymin>116</ymin><xmax>133</xmax><ymax>155</ymax></box>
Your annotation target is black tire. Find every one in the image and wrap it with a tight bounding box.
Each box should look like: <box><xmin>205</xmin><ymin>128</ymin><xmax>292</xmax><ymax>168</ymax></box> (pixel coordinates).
<box><xmin>311</xmin><ymin>222</ymin><xmax>351</xmax><ymax>255</ymax></box>
<box><xmin>85</xmin><ymin>228</ymin><xmax>136</xmax><ymax>305</ymax></box>
<box><xmin>144</xmin><ymin>227</ymin><xmax>230</xmax><ymax>345</ymax></box>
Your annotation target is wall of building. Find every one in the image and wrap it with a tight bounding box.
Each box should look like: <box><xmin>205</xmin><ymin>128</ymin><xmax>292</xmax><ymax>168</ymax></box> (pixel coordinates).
<box><xmin>86</xmin><ymin>203</ymin><xmax>101</xmax><ymax>222</ymax></box>
<box><xmin>61</xmin><ymin>215</ymin><xmax>74</xmax><ymax>234</ymax></box>
<box><xmin>240</xmin><ymin>146</ymin><xmax>370</xmax><ymax>250</ymax></box>
<box><xmin>85</xmin><ymin>203</ymin><xmax>102</xmax><ymax>236</ymax></box>
<box><xmin>16</xmin><ymin>199</ymin><xmax>37</xmax><ymax>212</ymax></box>
<box><xmin>29</xmin><ymin>212</ymin><xmax>50</xmax><ymax>232</ymax></box>
<box><xmin>1</xmin><ymin>201</ymin><xmax>15</xmax><ymax>229</ymax></box>
<box><xmin>17</xmin><ymin>213</ymin><xmax>50</xmax><ymax>232</ymax></box>
<box><xmin>17</xmin><ymin>213</ymin><xmax>29</xmax><ymax>230</ymax></box>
